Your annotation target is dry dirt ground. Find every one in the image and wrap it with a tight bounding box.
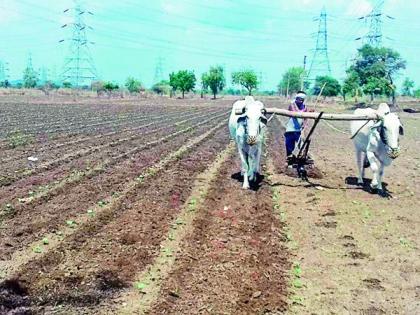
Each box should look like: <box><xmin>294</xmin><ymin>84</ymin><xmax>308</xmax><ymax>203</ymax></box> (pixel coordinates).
<box><xmin>0</xmin><ymin>95</ymin><xmax>418</xmax><ymax>315</ymax></box>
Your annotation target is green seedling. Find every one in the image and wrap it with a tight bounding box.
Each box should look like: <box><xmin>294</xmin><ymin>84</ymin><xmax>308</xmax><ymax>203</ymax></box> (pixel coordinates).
<box><xmin>66</xmin><ymin>220</ymin><xmax>76</xmax><ymax>228</ymax></box>
<box><xmin>399</xmin><ymin>237</ymin><xmax>414</xmax><ymax>249</ymax></box>
<box><xmin>291</xmin><ymin>295</ymin><xmax>304</xmax><ymax>305</ymax></box>
<box><xmin>33</xmin><ymin>246</ymin><xmax>42</xmax><ymax>253</ymax></box>
<box><xmin>7</xmin><ymin>130</ymin><xmax>33</xmax><ymax>148</ymax></box>
<box><xmin>293</xmin><ymin>263</ymin><xmax>302</xmax><ymax>278</ymax></box>
<box><xmin>188</xmin><ymin>198</ymin><xmax>197</xmax><ymax>211</ymax></box>
<box><xmin>363</xmin><ymin>209</ymin><xmax>372</xmax><ymax>220</ymax></box>
<box><xmin>168</xmin><ymin>232</ymin><xmax>175</xmax><ymax>241</ymax></box>
<box><xmin>292</xmin><ymin>278</ymin><xmax>303</xmax><ymax>289</ymax></box>
<box><xmin>87</xmin><ymin>209</ymin><xmax>95</xmax><ymax>217</ymax></box>
<box><xmin>42</xmin><ymin>238</ymin><xmax>49</xmax><ymax>245</ymax></box>
<box><xmin>134</xmin><ymin>282</ymin><xmax>147</xmax><ymax>292</ymax></box>
<box><xmin>163</xmin><ymin>247</ymin><xmax>172</xmax><ymax>257</ymax></box>
<box><xmin>2</xmin><ymin>203</ymin><xmax>15</xmax><ymax>216</ymax></box>
<box><xmin>148</xmin><ymin>168</ymin><xmax>158</xmax><ymax>176</ymax></box>
<box><xmin>175</xmin><ymin>218</ymin><xmax>185</xmax><ymax>225</ymax></box>
<box><xmin>98</xmin><ymin>200</ymin><xmax>108</xmax><ymax>207</ymax></box>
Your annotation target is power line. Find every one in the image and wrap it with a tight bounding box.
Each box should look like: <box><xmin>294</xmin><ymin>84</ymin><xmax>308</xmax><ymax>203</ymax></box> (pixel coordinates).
<box><xmin>60</xmin><ymin>0</ymin><xmax>98</xmax><ymax>87</ymax></box>
<box><xmin>308</xmin><ymin>6</ymin><xmax>331</xmax><ymax>81</ymax></box>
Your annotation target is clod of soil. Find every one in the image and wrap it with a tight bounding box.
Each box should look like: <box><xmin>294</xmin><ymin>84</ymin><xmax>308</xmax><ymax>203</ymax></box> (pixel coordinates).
<box><xmin>362</xmin><ymin>278</ymin><xmax>385</xmax><ymax>291</ymax></box>
<box><xmin>347</xmin><ymin>251</ymin><xmax>369</xmax><ymax>259</ymax></box>
<box><xmin>315</xmin><ymin>220</ymin><xmax>337</xmax><ymax>228</ymax></box>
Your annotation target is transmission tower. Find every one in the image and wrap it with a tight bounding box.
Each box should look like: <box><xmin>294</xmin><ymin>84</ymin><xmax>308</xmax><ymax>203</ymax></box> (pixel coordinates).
<box><xmin>356</xmin><ymin>0</ymin><xmax>393</xmax><ymax>47</ymax></box>
<box><xmin>40</xmin><ymin>66</ymin><xmax>49</xmax><ymax>83</ymax></box>
<box><xmin>60</xmin><ymin>1</ymin><xmax>98</xmax><ymax>87</ymax></box>
<box><xmin>153</xmin><ymin>57</ymin><xmax>164</xmax><ymax>83</ymax></box>
<box><xmin>308</xmin><ymin>7</ymin><xmax>331</xmax><ymax>81</ymax></box>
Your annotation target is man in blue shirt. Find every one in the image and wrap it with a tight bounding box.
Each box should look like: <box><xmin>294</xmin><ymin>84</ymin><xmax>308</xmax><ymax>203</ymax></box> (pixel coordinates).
<box><xmin>285</xmin><ymin>91</ymin><xmax>308</xmax><ymax>164</ymax></box>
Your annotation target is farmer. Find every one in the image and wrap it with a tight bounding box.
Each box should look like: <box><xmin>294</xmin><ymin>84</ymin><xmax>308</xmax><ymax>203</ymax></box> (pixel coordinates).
<box><xmin>285</xmin><ymin>91</ymin><xmax>308</xmax><ymax>164</ymax></box>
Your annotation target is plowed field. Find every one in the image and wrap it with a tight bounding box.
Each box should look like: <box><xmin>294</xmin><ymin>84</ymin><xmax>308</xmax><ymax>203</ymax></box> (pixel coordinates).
<box><xmin>0</xmin><ymin>97</ymin><xmax>418</xmax><ymax>314</ymax></box>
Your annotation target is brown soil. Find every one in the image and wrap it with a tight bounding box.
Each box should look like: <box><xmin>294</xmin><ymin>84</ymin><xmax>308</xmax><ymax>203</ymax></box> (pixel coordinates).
<box><xmin>1</xmin><ymin>97</ymin><xmax>418</xmax><ymax>315</ymax></box>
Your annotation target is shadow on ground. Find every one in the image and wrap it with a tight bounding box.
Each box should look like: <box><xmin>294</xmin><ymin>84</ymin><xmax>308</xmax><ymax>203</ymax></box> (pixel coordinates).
<box><xmin>345</xmin><ymin>176</ymin><xmax>391</xmax><ymax>198</ymax></box>
<box><xmin>231</xmin><ymin>172</ymin><xmax>265</xmax><ymax>192</ymax></box>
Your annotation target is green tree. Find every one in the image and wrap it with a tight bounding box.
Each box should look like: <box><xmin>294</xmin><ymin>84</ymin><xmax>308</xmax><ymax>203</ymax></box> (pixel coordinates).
<box><xmin>232</xmin><ymin>70</ymin><xmax>258</xmax><ymax>95</ymax></box>
<box><xmin>169</xmin><ymin>70</ymin><xmax>196</xmax><ymax>98</ymax></box>
<box><xmin>313</xmin><ymin>75</ymin><xmax>341</xmax><ymax>97</ymax></box>
<box><xmin>401</xmin><ymin>77</ymin><xmax>415</xmax><ymax>96</ymax></box>
<box><xmin>278</xmin><ymin>67</ymin><xmax>308</xmax><ymax>96</ymax></box>
<box><xmin>23</xmin><ymin>66</ymin><xmax>39</xmax><ymax>88</ymax></box>
<box><xmin>152</xmin><ymin>80</ymin><xmax>171</xmax><ymax>95</ymax></box>
<box><xmin>414</xmin><ymin>88</ymin><xmax>420</xmax><ymax>98</ymax></box>
<box><xmin>342</xmin><ymin>70</ymin><xmax>362</xmax><ymax>101</ymax></box>
<box><xmin>125</xmin><ymin>77</ymin><xmax>142</xmax><ymax>94</ymax></box>
<box><xmin>201</xmin><ymin>66</ymin><xmax>226</xmax><ymax>99</ymax></box>
<box><xmin>62</xmin><ymin>82</ymin><xmax>72</xmax><ymax>89</ymax></box>
<box><xmin>346</xmin><ymin>44</ymin><xmax>406</xmax><ymax>102</ymax></box>
<box><xmin>103</xmin><ymin>81</ymin><xmax>119</xmax><ymax>98</ymax></box>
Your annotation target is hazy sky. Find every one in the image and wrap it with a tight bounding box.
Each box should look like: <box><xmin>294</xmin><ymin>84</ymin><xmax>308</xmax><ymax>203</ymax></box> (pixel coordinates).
<box><xmin>0</xmin><ymin>0</ymin><xmax>419</xmax><ymax>90</ymax></box>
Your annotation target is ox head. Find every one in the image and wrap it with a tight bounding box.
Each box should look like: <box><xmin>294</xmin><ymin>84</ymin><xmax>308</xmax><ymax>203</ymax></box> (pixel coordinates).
<box><xmin>237</xmin><ymin>101</ymin><xmax>267</xmax><ymax>146</ymax></box>
<box><xmin>371</xmin><ymin>103</ymin><xmax>404</xmax><ymax>159</ymax></box>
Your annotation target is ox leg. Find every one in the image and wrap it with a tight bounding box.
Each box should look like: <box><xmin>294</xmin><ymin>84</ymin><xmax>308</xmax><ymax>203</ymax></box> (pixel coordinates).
<box><xmin>356</xmin><ymin>149</ymin><xmax>365</xmax><ymax>185</ymax></box>
<box><xmin>367</xmin><ymin>151</ymin><xmax>380</xmax><ymax>190</ymax></box>
<box><xmin>237</xmin><ymin>146</ymin><xmax>246</xmax><ymax>176</ymax></box>
<box><xmin>377</xmin><ymin>163</ymin><xmax>385</xmax><ymax>191</ymax></box>
<box><xmin>238</xmin><ymin>149</ymin><xmax>250</xmax><ymax>189</ymax></box>
<box><xmin>255</xmin><ymin>143</ymin><xmax>263</xmax><ymax>175</ymax></box>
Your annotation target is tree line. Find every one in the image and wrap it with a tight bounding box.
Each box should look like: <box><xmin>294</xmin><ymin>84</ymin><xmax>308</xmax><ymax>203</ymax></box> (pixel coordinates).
<box><xmin>1</xmin><ymin>44</ymin><xmax>419</xmax><ymax>100</ymax></box>
<box><xmin>278</xmin><ymin>44</ymin><xmax>418</xmax><ymax>102</ymax></box>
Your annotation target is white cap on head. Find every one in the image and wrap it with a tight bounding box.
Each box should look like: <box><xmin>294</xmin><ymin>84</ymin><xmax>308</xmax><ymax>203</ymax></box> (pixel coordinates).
<box><xmin>296</xmin><ymin>92</ymin><xmax>306</xmax><ymax>99</ymax></box>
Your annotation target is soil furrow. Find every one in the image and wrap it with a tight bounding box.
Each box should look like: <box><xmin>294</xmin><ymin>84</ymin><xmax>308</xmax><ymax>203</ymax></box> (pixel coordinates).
<box><xmin>0</xmin><ymin>122</ymin><xmax>230</xmax><ymax>314</ymax></box>
<box><xmin>0</xmin><ymin>110</ymin><xmax>227</xmax><ymax>204</ymax></box>
<box><xmin>0</xmin><ymin>108</ymin><xmax>208</xmax><ymax>164</ymax></box>
<box><xmin>0</xmin><ymin>109</ymin><xmax>225</xmax><ymax>182</ymax></box>
<box><xmin>146</xmin><ymin>128</ymin><xmax>289</xmax><ymax>315</ymax></box>
<box><xmin>0</xmin><ymin>115</ymin><xmax>227</xmax><ymax>261</ymax></box>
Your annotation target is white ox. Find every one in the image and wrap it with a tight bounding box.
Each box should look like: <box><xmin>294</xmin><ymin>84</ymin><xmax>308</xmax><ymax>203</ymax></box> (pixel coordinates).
<box><xmin>350</xmin><ymin>103</ymin><xmax>404</xmax><ymax>192</ymax></box>
<box><xmin>229</xmin><ymin>96</ymin><xmax>267</xmax><ymax>189</ymax></box>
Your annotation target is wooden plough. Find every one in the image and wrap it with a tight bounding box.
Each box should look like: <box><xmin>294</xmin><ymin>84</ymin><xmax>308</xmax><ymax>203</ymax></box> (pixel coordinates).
<box><xmin>236</xmin><ymin>107</ymin><xmax>380</xmax><ymax>180</ymax></box>
<box><xmin>267</xmin><ymin>108</ymin><xmax>379</xmax><ymax>180</ymax></box>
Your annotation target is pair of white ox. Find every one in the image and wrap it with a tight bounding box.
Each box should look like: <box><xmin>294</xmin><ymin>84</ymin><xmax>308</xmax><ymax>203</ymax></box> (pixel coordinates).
<box><xmin>229</xmin><ymin>98</ymin><xmax>403</xmax><ymax>193</ymax></box>
<box><xmin>229</xmin><ymin>96</ymin><xmax>267</xmax><ymax>189</ymax></box>
<box><xmin>351</xmin><ymin>103</ymin><xmax>404</xmax><ymax>193</ymax></box>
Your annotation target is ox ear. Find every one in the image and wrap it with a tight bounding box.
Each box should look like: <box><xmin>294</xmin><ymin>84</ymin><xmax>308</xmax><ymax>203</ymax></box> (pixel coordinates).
<box><xmin>399</xmin><ymin>125</ymin><xmax>404</xmax><ymax>136</ymax></box>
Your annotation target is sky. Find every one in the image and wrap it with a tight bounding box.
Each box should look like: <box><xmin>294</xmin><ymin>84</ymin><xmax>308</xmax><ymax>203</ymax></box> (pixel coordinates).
<box><xmin>0</xmin><ymin>0</ymin><xmax>419</xmax><ymax>90</ymax></box>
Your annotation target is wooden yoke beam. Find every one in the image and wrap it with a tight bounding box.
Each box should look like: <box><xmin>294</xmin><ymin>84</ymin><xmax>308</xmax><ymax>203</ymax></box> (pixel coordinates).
<box><xmin>265</xmin><ymin>108</ymin><xmax>379</xmax><ymax>121</ymax></box>
<box><xmin>234</xmin><ymin>107</ymin><xmax>379</xmax><ymax>121</ymax></box>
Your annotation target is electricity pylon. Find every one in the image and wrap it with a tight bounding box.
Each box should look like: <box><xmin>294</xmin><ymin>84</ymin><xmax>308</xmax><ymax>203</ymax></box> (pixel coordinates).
<box><xmin>153</xmin><ymin>57</ymin><xmax>164</xmax><ymax>83</ymax></box>
<box><xmin>308</xmin><ymin>7</ymin><xmax>332</xmax><ymax>81</ymax></box>
<box><xmin>60</xmin><ymin>1</ymin><xmax>98</xmax><ymax>87</ymax></box>
<box><xmin>356</xmin><ymin>0</ymin><xmax>394</xmax><ymax>47</ymax></box>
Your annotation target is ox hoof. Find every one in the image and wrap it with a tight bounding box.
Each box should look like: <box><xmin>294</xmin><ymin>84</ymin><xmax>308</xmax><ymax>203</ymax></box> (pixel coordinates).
<box><xmin>370</xmin><ymin>182</ymin><xmax>380</xmax><ymax>190</ymax></box>
<box><xmin>357</xmin><ymin>178</ymin><xmax>364</xmax><ymax>186</ymax></box>
<box><xmin>242</xmin><ymin>183</ymin><xmax>250</xmax><ymax>189</ymax></box>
